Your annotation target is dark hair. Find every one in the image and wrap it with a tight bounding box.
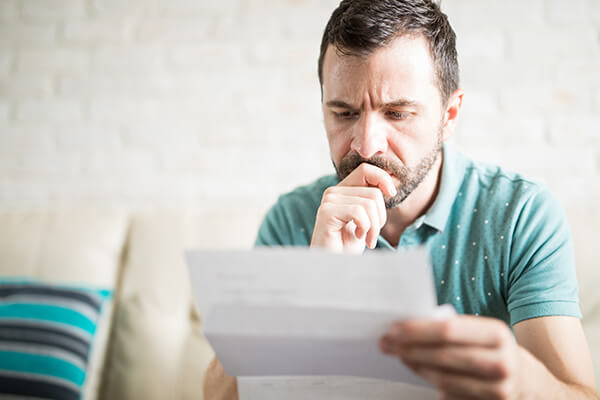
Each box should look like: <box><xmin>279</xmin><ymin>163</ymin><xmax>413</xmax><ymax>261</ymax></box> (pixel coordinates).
<box><xmin>318</xmin><ymin>0</ymin><xmax>459</xmax><ymax>104</ymax></box>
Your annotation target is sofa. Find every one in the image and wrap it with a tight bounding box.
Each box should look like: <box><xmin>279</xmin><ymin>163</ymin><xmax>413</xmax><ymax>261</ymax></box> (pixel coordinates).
<box><xmin>0</xmin><ymin>209</ymin><xmax>599</xmax><ymax>399</ymax></box>
<box><xmin>0</xmin><ymin>210</ymin><xmax>225</xmax><ymax>399</ymax></box>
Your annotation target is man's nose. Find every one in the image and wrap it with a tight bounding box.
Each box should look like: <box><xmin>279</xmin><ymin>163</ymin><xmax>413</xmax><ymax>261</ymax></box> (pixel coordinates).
<box><xmin>350</xmin><ymin>112</ymin><xmax>388</xmax><ymax>159</ymax></box>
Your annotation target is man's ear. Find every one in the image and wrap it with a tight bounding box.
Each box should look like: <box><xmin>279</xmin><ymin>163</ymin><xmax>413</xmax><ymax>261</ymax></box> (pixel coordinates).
<box><xmin>441</xmin><ymin>89</ymin><xmax>464</xmax><ymax>142</ymax></box>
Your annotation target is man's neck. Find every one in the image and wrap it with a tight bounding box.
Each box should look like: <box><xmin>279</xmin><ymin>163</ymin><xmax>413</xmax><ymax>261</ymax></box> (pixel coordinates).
<box><xmin>381</xmin><ymin>154</ymin><xmax>444</xmax><ymax>247</ymax></box>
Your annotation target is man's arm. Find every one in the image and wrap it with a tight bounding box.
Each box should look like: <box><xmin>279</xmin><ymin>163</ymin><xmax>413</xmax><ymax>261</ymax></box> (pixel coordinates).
<box><xmin>513</xmin><ymin>316</ymin><xmax>597</xmax><ymax>397</ymax></box>
<box><xmin>380</xmin><ymin>315</ymin><xmax>598</xmax><ymax>399</ymax></box>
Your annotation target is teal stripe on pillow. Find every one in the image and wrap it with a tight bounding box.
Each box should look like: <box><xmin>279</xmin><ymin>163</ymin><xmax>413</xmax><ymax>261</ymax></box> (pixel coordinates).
<box><xmin>0</xmin><ymin>279</ymin><xmax>112</xmax><ymax>400</ymax></box>
<box><xmin>0</xmin><ymin>304</ymin><xmax>97</xmax><ymax>335</ymax></box>
<box><xmin>0</xmin><ymin>351</ymin><xmax>85</xmax><ymax>385</ymax></box>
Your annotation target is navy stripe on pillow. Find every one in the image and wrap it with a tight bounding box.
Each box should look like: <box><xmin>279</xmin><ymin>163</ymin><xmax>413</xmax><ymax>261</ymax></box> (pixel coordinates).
<box><xmin>0</xmin><ymin>285</ymin><xmax>103</xmax><ymax>311</ymax></box>
<box><xmin>0</xmin><ymin>321</ymin><xmax>90</xmax><ymax>362</ymax></box>
<box><xmin>0</xmin><ymin>370</ymin><xmax>79</xmax><ymax>400</ymax></box>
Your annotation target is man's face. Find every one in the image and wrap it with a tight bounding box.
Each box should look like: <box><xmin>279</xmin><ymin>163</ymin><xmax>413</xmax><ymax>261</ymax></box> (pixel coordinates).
<box><xmin>321</xmin><ymin>35</ymin><xmax>447</xmax><ymax>208</ymax></box>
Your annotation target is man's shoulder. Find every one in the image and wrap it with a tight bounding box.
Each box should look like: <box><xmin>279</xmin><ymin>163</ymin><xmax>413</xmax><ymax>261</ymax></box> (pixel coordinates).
<box><xmin>457</xmin><ymin>152</ymin><xmax>567</xmax><ymax>246</ymax></box>
<box><xmin>460</xmin><ymin>152</ymin><xmax>547</xmax><ymax>203</ymax></box>
<box><xmin>452</xmin><ymin>150</ymin><xmax>564</xmax><ymax>236</ymax></box>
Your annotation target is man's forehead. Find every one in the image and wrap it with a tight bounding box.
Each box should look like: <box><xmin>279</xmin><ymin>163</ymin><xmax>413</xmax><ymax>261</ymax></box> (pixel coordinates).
<box><xmin>321</xmin><ymin>35</ymin><xmax>439</xmax><ymax>104</ymax></box>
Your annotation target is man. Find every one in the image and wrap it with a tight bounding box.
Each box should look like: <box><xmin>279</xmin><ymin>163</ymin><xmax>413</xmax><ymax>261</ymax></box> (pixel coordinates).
<box><xmin>205</xmin><ymin>0</ymin><xmax>598</xmax><ymax>398</ymax></box>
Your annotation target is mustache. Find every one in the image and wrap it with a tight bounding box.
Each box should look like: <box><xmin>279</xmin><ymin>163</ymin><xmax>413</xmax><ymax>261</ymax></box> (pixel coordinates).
<box><xmin>337</xmin><ymin>153</ymin><xmax>409</xmax><ymax>180</ymax></box>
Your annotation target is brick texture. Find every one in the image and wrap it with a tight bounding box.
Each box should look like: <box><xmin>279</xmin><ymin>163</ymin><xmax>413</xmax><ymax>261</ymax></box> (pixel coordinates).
<box><xmin>16</xmin><ymin>48</ymin><xmax>89</xmax><ymax>73</ymax></box>
<box><xmin>90</xmin><ymin>0</ymin><xmax>159</xmax><ymax>18</ymax></box>
<box><xmin>0</xmin><ymin>0</ymin><xmax>599</xmax><ymax>261</ymax></box>
<box><xmin>0</xmin><ymin>0</ymin><xmax>17</xmax><ymax>22</ymax></box>
<box><xmin>0</xmin><ymin>53</ymin><xmax>10</xmax><ymax>76</ymax></box>
<box><xmin>0</xmin><ymin>101</ymin><xmax>9</xmax><ymax>121</ymax></box>
<box><xmin>0</xmin><ymin>23</ymin><xmax>57</xmax><ymax>46</ymax></box>
<box><xmin>20</xmin><ymin>0</ymin><xmax>86</xmax><ymax>22</ymax></box>
<box><xmin>544</xmin><ymin>0</ymin><xmax>590</xmax><ymax>25</ymax></box>
<box><xmin>16</xmin><ymin>99</ymin><xmax>84</xmax><ymax>122</ymax></box>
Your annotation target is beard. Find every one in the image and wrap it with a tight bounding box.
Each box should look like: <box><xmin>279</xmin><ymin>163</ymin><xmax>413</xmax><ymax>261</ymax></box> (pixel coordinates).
<box><xmin>334</xmin><ymin>130</ymin><xmax>443</xmax><ymax>209</ymax></box>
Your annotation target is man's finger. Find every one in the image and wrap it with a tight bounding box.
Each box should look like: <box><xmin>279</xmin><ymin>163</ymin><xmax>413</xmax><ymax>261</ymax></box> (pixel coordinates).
<box><xmin>391</xmin><ymin>344</ymin><xmax>509</xmax><ymax>380</ymax></box>
<box><xmin>321</xmin><ymin>193</ymin><xmax>382</xmax><ymax>248</ymax></box>
<box><xmin>320</xmin><ymin>203</ymin><xmax>371</xmax><ymax>239</ymax></box>
<box><xmin>383</xmin><ymin>316</ymin><xmax>511</xmax><ymax>348</ymax></box>
<box><xmin>340</xmin><ymin>163</ymin><xmax>397</xmax><ymax>198</ymax></box>
<box><xmin>322</xmin><ymin>186</ymin><xmax>386</xmax><ymax>225</ymax></box>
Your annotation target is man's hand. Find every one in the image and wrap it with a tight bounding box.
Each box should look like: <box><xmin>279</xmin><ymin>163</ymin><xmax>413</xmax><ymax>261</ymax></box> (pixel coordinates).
<box><xmin>379</xmin><ymin>315</ymin><xmax>598</xmax><ymax>400</ymax></box>
<box><xmin>310</xmin><ymin>163</ymin><xmax>397</xmax><ymax>253</ymax></box>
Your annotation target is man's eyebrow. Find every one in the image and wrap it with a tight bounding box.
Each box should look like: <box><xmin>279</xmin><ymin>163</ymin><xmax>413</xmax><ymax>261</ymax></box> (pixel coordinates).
<box><xmin>385</xmin><ymin>98</ymin><xmax>420</xmax><ymax>108</ymax></box>
<box><xmin>325</xmin><ymin>98</ymin><xmax>421</xmax><ymax>109</ymax></box>
<box><xmin>325</xmin><ymin>100</ymin><xmax>356</xmax><ymax>109</ymax></box>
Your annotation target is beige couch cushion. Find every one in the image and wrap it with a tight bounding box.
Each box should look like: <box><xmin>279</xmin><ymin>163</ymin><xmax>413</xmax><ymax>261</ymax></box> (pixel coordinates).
<box><xmin>0</xmin><ymin>210</ymin><xmax>127</xmax><ymax>286</ymax></box>
<box><xmin>0</xmin><ymin>209</ymin><xmax>128</xmax><ymax>400</ymax></box>
<box><xmin>101</xmin><ymin>212</ymin><xmax>218</xmax><ymax>400</ymax></box>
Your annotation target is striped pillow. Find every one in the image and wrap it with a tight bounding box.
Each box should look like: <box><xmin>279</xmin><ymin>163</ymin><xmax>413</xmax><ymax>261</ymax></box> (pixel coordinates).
<box><xmin>0</xmin><ymin>280</ymin><xmax>112</xmax><ymax>400</ymax></box>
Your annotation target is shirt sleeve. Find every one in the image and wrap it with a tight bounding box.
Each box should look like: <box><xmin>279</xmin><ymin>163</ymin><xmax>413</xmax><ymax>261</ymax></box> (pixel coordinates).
<box><xmin>506</xmin><ymin>187</ymin><xmax>581</xmax><ymax>325</ymax></box>
<box><xmin>254</xmin><ymin>191</ymin><xmax>318</xmax><ymax>247</ymax></box>
<box><xmin>255</xmin><ymin>200</ymin><xmax>294</xmax><ymax>247</ymax></box>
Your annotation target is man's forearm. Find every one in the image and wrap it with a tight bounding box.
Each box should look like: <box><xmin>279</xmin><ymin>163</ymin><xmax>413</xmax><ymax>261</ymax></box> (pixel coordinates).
<box><xmin>529</xmin><ymin>349</ymin><xmax>599</xmax><ymax>400</ymax></box>
<box><xmin>551</xmin><ymin>382</ymin><xmax>599</xmax><ymax>400</ymax></box>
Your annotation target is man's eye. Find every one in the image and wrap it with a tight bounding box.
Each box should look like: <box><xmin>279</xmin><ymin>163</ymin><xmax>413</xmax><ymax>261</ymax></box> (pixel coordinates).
<box><xmin>386</xmin><ymin>111</ymin><xmax>409</xmax><ymax>120</ymax></box>
<box><xmin>334</xmin><ymin>111</ymin><xmax>358</xmax><ymax>120</ymax></box>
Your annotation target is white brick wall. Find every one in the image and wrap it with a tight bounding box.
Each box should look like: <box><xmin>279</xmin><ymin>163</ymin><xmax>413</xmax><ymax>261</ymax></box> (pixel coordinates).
<box><xmin>16</xmin><ymin>99</ymin><xmax>84</xmax><ymax>122</ymax></box>
<box><xmin>0</xmin><ymin>53</ymin><xmax>10</xmax><ymax>76</ymax></box>
<box><xmin>0</xmin><ymin>101</ymin><xmax>9</xmax><ymax>121</ymax></box>
<box><xmin>0</xmin><ymin>0</ymin><xmax>599</xmax><ymax>261</ymax></box>
<box><xmin>0</xmin><ymin>0</ymin><xmax>17</xmax><ymax>22</ymax></box>
<box><xmin>20</xmin><ymin>0</ymin><xmax>86</xmax><ymax>22</ymax></box>
<box><xmin>0</xmin><ymin>22</ymin><xmax>56</xmax><ymax>45</ymax></box>
<box><xmin>545</xmin><ymin>0</ymin><xmax>589</xmax><ymax>24</ymax></box>
<box><xmin>16</xmin><ymin>48</ymin><xmax>89</xmax><ymax>73</ymax></box>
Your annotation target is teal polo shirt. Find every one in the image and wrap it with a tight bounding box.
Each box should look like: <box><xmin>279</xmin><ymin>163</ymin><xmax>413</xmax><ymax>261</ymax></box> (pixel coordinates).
<box><xmin>255</xmin><ymin>144</ymin><xmax>581</xmax><ymax>326</ymax></box>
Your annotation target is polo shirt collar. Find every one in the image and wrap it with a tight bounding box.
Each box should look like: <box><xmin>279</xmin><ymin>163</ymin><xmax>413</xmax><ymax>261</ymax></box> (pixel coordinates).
<box><xmin>421</xmin><ymin>143</ymin><xmax>466</xmax><ymax>232</ymax></box>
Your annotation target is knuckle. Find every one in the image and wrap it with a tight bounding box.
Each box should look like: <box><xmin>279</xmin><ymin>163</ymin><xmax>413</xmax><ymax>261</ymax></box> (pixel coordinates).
<box><xmin>322</xmin><ymin>188</ymin><xmax>336</xmax><ymax>202</ymax></box>
<box><xmin>353</xmin><ymin>206</ymin><xmax>370</xmax><ymax>224</ymax></box>
<box><xmin>364</xmin><ymin>198</ymin><xmax>378</xmax><ymax>216</ymax></box>
<box><xmin>370</xmin><ymin>188</ymin><xmax>385</xmax><ymax>203</ymax></box>
<box><xmin>494</xmin><ymin>325</ymin><xmax>512</xmax><ymax>347</ymax></box>
<box><xmin>489</xmin><ymin>360</ymin><xmax>510</xmax><ymax>379</ymax></box>
<box><xmin>319</xmin><ymin>202</ymin><xmax>334</xmax><ymax>214</ymax></box>
<box><xmin>439</xmin><ymin>320</ymin><xmax>455</xmax><ymax>342</ymax></box>
<box><xmin>357</xmin><ymin>163</ymin><xmax>370</xmax><ymax>172</ymax></box>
